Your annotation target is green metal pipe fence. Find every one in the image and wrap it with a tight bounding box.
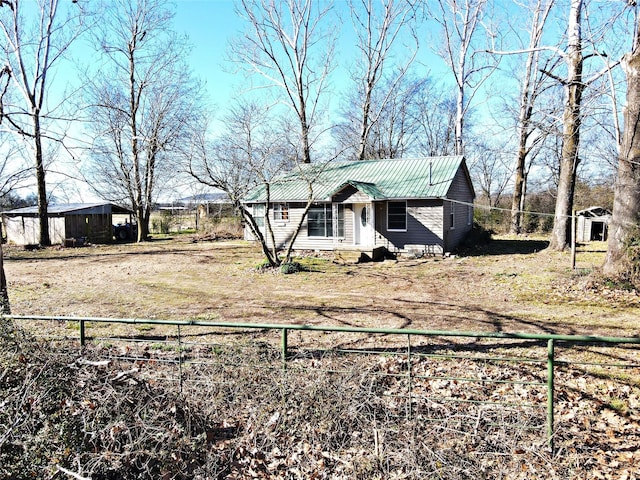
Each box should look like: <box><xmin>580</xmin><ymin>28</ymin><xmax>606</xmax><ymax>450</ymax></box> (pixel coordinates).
<box><xmin>5</xmin><ymin>314</ymin><xmax>640</xmax><ymax>455</ymax></box>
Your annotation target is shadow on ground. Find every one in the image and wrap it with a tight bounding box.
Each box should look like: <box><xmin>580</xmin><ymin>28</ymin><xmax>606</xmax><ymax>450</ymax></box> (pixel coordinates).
<box><xmin>464</xmin><ymin>238</ymin><xmax>550</xmax><ymax>256</ymax></box>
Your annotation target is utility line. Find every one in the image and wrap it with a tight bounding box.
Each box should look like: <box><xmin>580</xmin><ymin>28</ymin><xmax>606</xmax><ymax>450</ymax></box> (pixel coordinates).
<box><xmin>447</xmin><ymin>198</ymin><xmax>577</xmax><ymax>219</ymax></box>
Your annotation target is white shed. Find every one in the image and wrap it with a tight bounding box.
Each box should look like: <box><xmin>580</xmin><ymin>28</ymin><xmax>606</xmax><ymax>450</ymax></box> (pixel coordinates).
<box><xmin>576</xmin><ymin>207</ymin><xmax>611</xmax><ymax>242</ymax></box>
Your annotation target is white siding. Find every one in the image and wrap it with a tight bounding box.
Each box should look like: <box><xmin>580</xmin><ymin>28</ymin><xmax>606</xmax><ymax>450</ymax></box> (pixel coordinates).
<box><xmin>5</xmin><ymin>217</ymin><xmax>39</xmax><ymax>245</ymax></box>
<box><xmin>49</xmin><ymin>217</ymin><xmax>66</xmax><ymax>244</ymax></box>
<box><xmin>4</xmin><ymin>216</ymin><xmax>65</xmax><ymax>245</ymax></box>
<box><xmin>246</xmin><ymin>202</ymin><xmax>352</xmax><ymax>251</ymax></box>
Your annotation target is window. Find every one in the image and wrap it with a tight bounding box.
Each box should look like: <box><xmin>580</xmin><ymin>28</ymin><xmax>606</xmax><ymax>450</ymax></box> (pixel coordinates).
<box><xmin>253</xmin><ymin>204</ymin><xmax>265</xmax><ymax>227</ymax></box>
<box><xmin>335</xmin><ymin>204</ymin><xmax>345</xmax><ymax>237</ymax></box>
<box><xmin>308</xmin><ymin>203</ymin><xmax>344</xmax><ymax>237</ymax></box>
<box><xmin>450</xmin><ymin>205</ymin><xmax>455</xmax><ymax>230</ymax></box>
<box><xmin>387</xmin><ymin>201</ymin><xmax>407</xmax><ymax>231</ymax></box>
<box><xmin>273</xmin><ymin>203</ymin><xmax>289</xmax><ymax>221</ymax></box>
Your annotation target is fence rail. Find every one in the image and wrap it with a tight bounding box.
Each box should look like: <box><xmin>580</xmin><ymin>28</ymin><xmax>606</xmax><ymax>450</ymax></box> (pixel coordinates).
<box><xmin>5</xmin><ymin>314</ymin><xmax>640</xmax><ymax>454</ymax></box>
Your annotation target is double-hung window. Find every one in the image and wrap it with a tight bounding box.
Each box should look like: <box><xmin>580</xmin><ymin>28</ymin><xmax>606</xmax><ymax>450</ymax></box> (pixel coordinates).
<box><xmin>308</xmin><ymin>203</ymin><xmax>344</xmax><ymax>237</ymax></box>
<box><xmin>273</xmin><ymin>203</ymin><xmax>289</xmax><ymax>221</ymax></box>
<box><xmin>252</xmin><ymin>204</ymin><xmax>265</xmax><ymax>227</ymax></box>
<box><xmin>387</xmin><ymin>201</ymin><xmax>407</xmax><ymax>231</ymax></box>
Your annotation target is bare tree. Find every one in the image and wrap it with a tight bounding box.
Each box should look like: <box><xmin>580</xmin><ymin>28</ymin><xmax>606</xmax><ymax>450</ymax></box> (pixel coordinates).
<box><xmin>347</xmin><ymin>0</ymin><xmax>418</xmax><ymax>160</ymax></box>
<box><xmin>232</xmin><ymin>0</ymin><xmax>336</xmax><ymax>165</ymax></box>
<box><xmin>0</xmin><ymin>0</ymin><xmax>83</xmax><ymax>246</ymax></box>
<box><xmin>366</xmin><ymin>77</ymin><xmax>416</xmax><ymax>158</ymax></box>
<box><xmin>507</xmin><ymin>0</ymin><xmax>555</xmax><ymax>234</ymax></box>
<box><xmin>83</xmin><ymin>0</ymin><xmax>205</xmax><ymax>242</ymax></box>
<box><xmin>413</xmin><ymin>81</ymin><xmax>457</xmax><ymax>157</ymax></box>
<box><xmin>0</xmin><ymin>66</ymin><xmax>10</xmax><ymax>311</ymax></box>
<box><xmin>0</xmin><ymin>140</ymin><xmax>30</xmax><ymax>203</ymax></box>
<box><xmin>189</xmin><ymin>102</ymin><xmax>320</xmax><ymax>267</ymax></box>
<box><xmin>603</xmin><ymin>4</ymin><xmax>640</xmax><ymax>282</ymax></box>
<box><xmin>545</xmin><ymin>0</ymin><xmax>623</xmax><ymax>250</ymax></box>
<box><xmin>429</xmin><ymin>0</ymin><xmax>498</xmax><ymax>155</ymax></box>
<box><xmin>336</xmin><ymin>75</ymin><xmax>430</xmax><ymax>159</ymax></box>
<box><xmin>0</xmin><ymin>65</ymin><xmax>30</xmax><ymax>204</ymax></box>
<box><xmin>469</xmin><ymin>141</ymin><xmax>512</xmax><ymax>207</ymax></box>
<box><xmin>490</xmin><ymin>0</ymin><xmax>621</xmax><ymax>248</ymax></box>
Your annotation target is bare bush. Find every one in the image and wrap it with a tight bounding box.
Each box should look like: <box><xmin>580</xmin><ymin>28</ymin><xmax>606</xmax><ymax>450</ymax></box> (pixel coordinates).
<box><xmin>2</xmin><ymin>323</ymin><xmax>638</xmax><ymax>479</ymax></box>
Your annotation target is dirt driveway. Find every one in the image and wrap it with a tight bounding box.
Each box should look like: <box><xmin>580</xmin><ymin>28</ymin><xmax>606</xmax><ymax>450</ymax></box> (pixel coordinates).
<box><xmin>4</xmin><ymin>236</ymin><xmax>639</xmax><ymax>338</ymax></box>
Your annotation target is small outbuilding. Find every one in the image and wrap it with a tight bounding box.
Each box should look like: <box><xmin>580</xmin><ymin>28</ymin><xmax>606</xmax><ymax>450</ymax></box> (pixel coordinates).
<box><xmin>576</xmin><ymin>206</ymin><xmax>611</xmax><ymax>242</ymax></box>
<box><xmin>2</xmin><ymin>203</ymin><xmax>133</xmax><ymax>246</ymax></box>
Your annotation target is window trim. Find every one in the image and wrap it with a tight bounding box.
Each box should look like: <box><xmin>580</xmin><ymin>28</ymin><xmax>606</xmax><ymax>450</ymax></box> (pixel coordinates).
<box><xmin>307</xmin><ymin>203</ymin><xmax>344</xmax><ymax>238</ymax></box>
<box><xmin>333</xmin><ymin>203</ymin><xmax>345</xmax><ymax>238</ymax></box>
<box><xmin>252</xmin><ymin>204</ymin><xmax>265</xmax><ymax>228</ymax></box>
<box><xmin>387</xmin><ymin>201</ymin><xmax>407</xmax><ymax>232</ymax></box>
<box><xmin>273</xmin><ymin>203</ymin><xmax>289</xmax><ymax>222</ymax></box>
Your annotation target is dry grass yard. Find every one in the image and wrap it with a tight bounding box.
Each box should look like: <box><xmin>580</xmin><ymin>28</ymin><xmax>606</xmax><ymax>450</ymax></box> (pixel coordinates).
<box><xmin>2</xmin><ymin>235</ymin><xmax>640</xmax><ymax>479</ymax></box>
<box><xmin>5</xmin><ymin>235</ymin><xmax>640</xmax><ymax>335</ymax></box>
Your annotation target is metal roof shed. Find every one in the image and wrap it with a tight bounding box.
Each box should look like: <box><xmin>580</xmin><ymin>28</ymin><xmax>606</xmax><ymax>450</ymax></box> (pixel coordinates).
<box><xmin>2</xmin><ymin>203</ymin><xmax>133</xmax><ymax>246</ymax></box>
<box><xmin>576</xmin><ymin>207</ymin><xmax>611</xmax><ymax>242</ymax></box>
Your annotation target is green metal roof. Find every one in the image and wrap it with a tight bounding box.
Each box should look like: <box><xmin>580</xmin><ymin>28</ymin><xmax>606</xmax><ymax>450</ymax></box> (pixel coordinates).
<box><xmin>244</xmin><ymin>156</ymin><xmax>470</xmax><ymax>203</ymax></box>
<box><xmin>331</xmin><ymin>181</ymin><xmax>387</xmax><ymax>200</ymax></box>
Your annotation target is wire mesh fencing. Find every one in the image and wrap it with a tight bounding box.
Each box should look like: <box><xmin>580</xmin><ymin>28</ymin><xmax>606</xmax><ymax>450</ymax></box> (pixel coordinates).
<box><xmin>5</xmin><ymin>314</ymin><xmax>640</xmax><ymax>460</ymax></box>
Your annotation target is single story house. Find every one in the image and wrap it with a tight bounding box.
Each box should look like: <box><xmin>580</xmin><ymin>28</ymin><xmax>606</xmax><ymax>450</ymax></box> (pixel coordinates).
<box><xmin>2</xmin><ymin>202</ymin><xmax>133</xmax><ymax>246</ymax></box>
<box><xmin>576</xmin><ymin>206</ymin><xmax>611</xmax><ymax>242</ymax></box>
<box><xmin>243</xmin><ymin>156</ymin><xmax>475</xmax><ymax>257</ymax></box>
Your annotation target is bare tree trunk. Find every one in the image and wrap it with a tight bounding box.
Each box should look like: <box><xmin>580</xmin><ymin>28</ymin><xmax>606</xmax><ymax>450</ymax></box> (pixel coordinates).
<box><xmin>549</xmin><ymin>0</ymin><xmax>583</xmax><ymax>251</ymax></box>
<box><xmin>603</xmin><ymin>15</ymin><xmax>640</xmax><ymax>279</ymax></box>
<box><xmin>137</xmin><ymin>206</ymin><xmax>151</xmax><ymax>242</ymax></box>
<box><xmin>0</xmin><ymin>241</ymin><xmax>9</xmax><ymax>315</ymax></box>
<box><xmin>509</xmin><ymin>0</ymin><xmax>553</xmax><ymax>235</ymax></box>
<box><xmin>432</xmin><ymin>0</ymin><xmax>492</xmax><ymax>157</ymax></box>
<box><xmin>510</xmin><ymin>143</ymin><xmax>527</xmax><ymax>234</ymax></box>
<box><xmin>34</xmin><ymin>113</ymin><xmax>50</xmax><ymax>246</ymax></box>
<box><xmin>455</xmin><ymin>82</ymin><xmax>465</xmax><ymax>156</ymax></box>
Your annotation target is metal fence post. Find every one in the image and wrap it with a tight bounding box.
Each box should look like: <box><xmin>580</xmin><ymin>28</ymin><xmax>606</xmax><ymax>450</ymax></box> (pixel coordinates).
<box><xmin>281</xmin><ymin>328</ymin><xmax>288</xmax><ymax>367</ymax></box>
<box><xmin>547</xmin><ymin>339</ymin><xmax>555</xmax><ymax>454</ymax></box>
<box><xmin>407</xmin><ymin>334</ymin><xmax>413</xmax><ymax>419</ymax></box>
<box><xmin>80</xmin><ymin>320</ymin><xmax>86</xmax><ymax>347</ymax></box>
<box><xmin>178</xmin><ymin>325</ymin><xmax>183</xmax><ymax>394</ymax></box>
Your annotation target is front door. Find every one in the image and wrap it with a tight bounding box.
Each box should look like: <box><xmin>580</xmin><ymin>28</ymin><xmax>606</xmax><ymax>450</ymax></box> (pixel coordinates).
<box><xmin>354</xmin><ymin>203</ymin><xmax>373</xmax><ymax>246</ymax></box>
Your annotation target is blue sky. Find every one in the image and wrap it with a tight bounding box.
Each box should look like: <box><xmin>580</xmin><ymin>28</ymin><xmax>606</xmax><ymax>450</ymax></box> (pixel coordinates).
<box><xmin>173</xmin><ymin>0</ymin><xmax>243</xmax><ymax>110</ymax></box>
<box><xmin>15</xmin><ymin>0</ymin><xmax>577</xmax><ymax>202</ymax></box>
<box><xmin>169</xmin><ymin>0</ymin><xmax>444</xmax><ymax>117</ymax></box>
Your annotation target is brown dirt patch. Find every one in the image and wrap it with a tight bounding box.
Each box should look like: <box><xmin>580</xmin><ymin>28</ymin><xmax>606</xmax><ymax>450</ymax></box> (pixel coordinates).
<box><xmin>4</xmin><ymin>236</ymin><xmax>638</xmax><ymax>338</ymax></box>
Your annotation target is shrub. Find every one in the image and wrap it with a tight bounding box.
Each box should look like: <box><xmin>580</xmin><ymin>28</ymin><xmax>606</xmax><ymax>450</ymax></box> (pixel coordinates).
<box><xmin>280</xmin><ymin>261</ymin><xmax>303</xmax><ymax>274</ymax></box>
<box><xmin>457</xmin><ymin>222</ymin><xmax>493</xmax><ymax>253</ymax></box>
